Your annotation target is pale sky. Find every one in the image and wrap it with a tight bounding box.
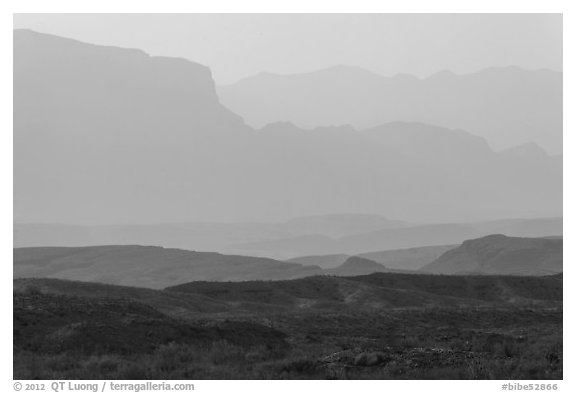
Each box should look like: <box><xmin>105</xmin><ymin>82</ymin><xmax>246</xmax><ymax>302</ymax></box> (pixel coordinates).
<box><xmin>14</xmin><ymin>13</ymin><xmax>562</xmax><ymax>84</ymax></box>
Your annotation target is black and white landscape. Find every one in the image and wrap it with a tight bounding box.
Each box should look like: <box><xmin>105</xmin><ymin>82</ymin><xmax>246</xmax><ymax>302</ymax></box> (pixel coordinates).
<box><xmin>13</xmin><ymin>14</ymin><xmax>562</xmax><ymax>380</ymax></box>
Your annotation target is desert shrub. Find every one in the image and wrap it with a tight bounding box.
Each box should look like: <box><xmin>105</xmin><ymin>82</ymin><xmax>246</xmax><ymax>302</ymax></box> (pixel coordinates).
<box><xmin>82</xmin><ymin>355</ymin><xmax>121</xmax><ymax>375</ymax></box>
<box><xmin>465</xmin><ymin>358</ymin><xmax>495</xmax><ymax>379</ymax></box>
<box><xmin>205</xmin><ymin>341</ymin><xmax>246</xmax><ymax>366</ymax></box>
<box><xmin>117</xmin><ymin>362</ymin><xmax>149</xmax><ymax>379</ymax></box>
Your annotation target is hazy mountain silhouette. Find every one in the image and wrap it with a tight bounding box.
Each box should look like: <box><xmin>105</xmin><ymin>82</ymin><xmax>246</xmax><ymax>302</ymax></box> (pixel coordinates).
<box><xmin>13</xmin><ymin>246</ymin><xmax>322</xmax><ymax>289</ymax></box>
<box><xmin>284</xmin><ymin>245</ymin><xmax>456</xmax><ymax>271</ymax></box>
<box><xmin>279</xmin><ymin>214</ymin><xmax>406</xmax><ymax>237</ymax></box>
<box><xmin>356</xmin><ymin>244</ymin><xmax>458</xmax><ymax>270</ymax></box>
<box><xmin>285</xmin><ymin>254</ymin><xmax>350</xmax><ymax>269</ymax></box>
<box><xmin>219</xmin><ymin>65</ymin><xmax>562</xmax><ymax>153</ymax></box>
<box><xmin>323</xmin><ymin>256</ymin><xmax>393</xmax><ymax>276</ymax></box>
<box><xmin>13</xmin><ymin>214</ymin><xmax>406</xmax><ymax>250</ymax></box>
<box><xmin>14</xmin><ymin>217</ymin><xmax>562</xmax><ymax>261</ymax></box>
<box><xmin>14</xmin><ymin>30</ymin><xmax>561</xmax><ymax>225</ymax></box>
<box><xmin>227</xmin><ymin>218</ymin><xmax>562</xmax><ymax>259</ymax></box>
<box><xmin>421</xmin><ymin>235</ymin><xmax>562</xmax><ymax>275</ymax></box>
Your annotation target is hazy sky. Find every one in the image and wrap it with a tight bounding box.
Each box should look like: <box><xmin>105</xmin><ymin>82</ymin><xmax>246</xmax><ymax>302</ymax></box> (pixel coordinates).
<box><xmin>14</xmin><ymin>13</ymin><xmax>562</xmax><ymax>84</ymax></box>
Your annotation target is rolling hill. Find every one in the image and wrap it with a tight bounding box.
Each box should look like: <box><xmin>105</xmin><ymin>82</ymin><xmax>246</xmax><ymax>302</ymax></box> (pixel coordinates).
<box><xmin>421</xmin><ymin>235</ymin><xmax>563</xmax><ymax>275</ymax></box>
<box><xmin>323</xmin><ymin>256</ymin><xmax>394</xmax><ymax>276</ymax></box>
<box><xmin>15</xmin><ymin>268</ymin><xmax>562</xmax><ymax>316</ymax></box>
<box><xmin>14</xmin><ymin>274</ymin><xmax>563</xmax><ymax>379</ymax></box>
<box><xmin>13</xmin><ymin>246</ymin><xmax>322</xmax><ymax>289</ymax></box>
<box><xmin>13</xmin><ymin>278</ymin><xmax>231</xmax><ymax>317</ymax></box>
<box><xmin>168</xmin><ymin>271</ymin><xmax>562</xmax><ymax>309</ymax></box>
<box><xmin>285</xmin><ymin>254</ymin><xmax>350</xmax><ymax>269</ymax></box>
<box><xmin>357</xmin><ymin>244</ymin><xmax>457</xmax><ymax>270</ymax></box>
<box><xmin>14</xmin><ymin>281</ymin><xmax>287</xmax><ymax>357</ymax></box>
<box><xmin>284</xmin><ymin>245</ymin><xmax>456</xmax><ymax>271</ymax></box>
<box><xmin>14</xmin><ymin>231</ymin><xmax>563</xmax><ymax>291</ymax></box>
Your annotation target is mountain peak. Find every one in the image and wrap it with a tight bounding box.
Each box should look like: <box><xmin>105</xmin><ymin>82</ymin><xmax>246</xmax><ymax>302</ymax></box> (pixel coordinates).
<box><xmin>340</xmin><ymin>256</ymin><xmax>386</xmax><ymax>270</ymax></box>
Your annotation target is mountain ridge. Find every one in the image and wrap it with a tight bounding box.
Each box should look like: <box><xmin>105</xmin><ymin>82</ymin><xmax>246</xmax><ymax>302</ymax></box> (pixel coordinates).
<box><xmin>421</xmin><ymin>234</ymin><xmax>563</xmax><ymax>275</ymax></box>
<box><xmin>14</xmin><ymin>30</ymin><xmax>562</xmax><ymax>225</ymax></box>
<box><xmin>219</xmin><ymin>65</ymin><xmax>562</xmax><ymax>153</ymax></box>
<box><xmin>13</xmin><ymin>245</ymin><xmax>323</xmax><ymax>289</ymax></box>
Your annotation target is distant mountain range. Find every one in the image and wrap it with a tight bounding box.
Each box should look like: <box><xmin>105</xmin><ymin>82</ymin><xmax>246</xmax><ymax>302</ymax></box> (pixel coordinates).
<box><xmin>356</xmin><ymin>245</ymin><xmax>458</xmax><ymax>270</ymax></box>
<box><xmin>421</xmin><ymin>234</ymin><xmax>563</xmax><ymax>275</ymax></box>
<box><xmin>12</xmin><ymin>25</ymin><xmax>564</xmax><ymax>382</ymax></box>
<box><xmin>219</xmin><ymin>65</ymin><xmax>562</xmax><ymax>154</ymax></box>
<box><xmin>13</xmin><ymin>213</ymin><xmax>405</xmax><ymax>251</ymax></box>
<box><xmin>14</xmin><ymin>30</ymin><xmax>561</xmax><ymax>225</ymax></box>
<box><xmin>227</xmin><ymin>217</ymin><xmax>562</xmax><ymax>259</ymax></box>
<box><xmin>284</xmin><ymin>247</ymin><xmax>455</xmax><ymax>271</ymax></box>
<box><xmin>14</xmin><ymin>217</ymin><xmax>561</xmax><ymax>260</ymax></box>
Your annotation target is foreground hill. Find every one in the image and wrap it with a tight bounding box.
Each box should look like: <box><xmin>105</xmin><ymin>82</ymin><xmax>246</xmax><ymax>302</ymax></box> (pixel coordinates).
<box><xmin>14</xmin><ymin>275</ymin><xmax>563</xmax><ymax>379</ymax></box>
<box><xmin>13</xmin><ymin>246</ymin><xmax>321</xmax><ymax>289</ymax></box>
<box><xmin>167</xmin><ymin>272</ymin><xmax>562</xmax><ymax>309</ymax></box>
<box><xmin>421</xmin><ymin>235</ymin><xmax>563</xmax><ymax>275</ymax></box>
<box><xmin>15</xmin><ymin>270</ymin><xmax>563</xmax><ymax>315</ymax></box>
<box><xmin>14</xmin><ymin>282</ymin><xmax>287</xmax><ymax>361</ymax></box>
<box><xmin>218</xmin><ymin>65</ymin><xmax>562</xmax><ymax>153</ymax></box>
<box><xmin>13</xmin><ymin>278</ymin><xmax>231</xmax><ymax>318</ymax></box>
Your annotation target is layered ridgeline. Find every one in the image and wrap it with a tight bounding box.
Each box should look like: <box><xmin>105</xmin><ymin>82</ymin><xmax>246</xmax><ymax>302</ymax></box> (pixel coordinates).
<box><xmin>14</xmin><ymin>214</ymin><xmax>407</xmax><ymax>251</ymax></box>
<box><xmin>421</xmin><ymin>235</ymin><xmax>563</xmax><ymax>275</ymax></box>
<box><xmin>287</xmin><ymin>245</ymin><xmax>458</xmax><ymax>270</ymax></box>
<box><xmin>224</xmin><ymin>217</ymin><xmax>562</xmax><ymax>259</ymax></box>
<box><xmin>15</xmin><ymin>30</ymin><xmax>561</xmax><ymax>226</ymax></box>
<box><xmin>14</xmin><ymin>215</ymin><xmax>562</xmax><ymax>260</ymax></box>
<box><xmin>14</xmin><ymin>234</ymin><xmax>563</xmax><ymax>289</ymax></box>
<box><xmin>13</xmin><ymin>246</ymin><xmax>322</xmax><ymax>289</ymax></box>
<box><xmin>218</xmin><ymin>65</ymin><xmax>562</xmax><ymax>154</ymax></box>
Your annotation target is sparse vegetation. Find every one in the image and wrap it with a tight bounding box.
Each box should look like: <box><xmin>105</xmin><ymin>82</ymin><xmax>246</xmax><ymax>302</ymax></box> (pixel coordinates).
<box><xmin>13</xmin><ymin>276</ymin><xmax>562</xmax><ymax>380</ymax></box>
